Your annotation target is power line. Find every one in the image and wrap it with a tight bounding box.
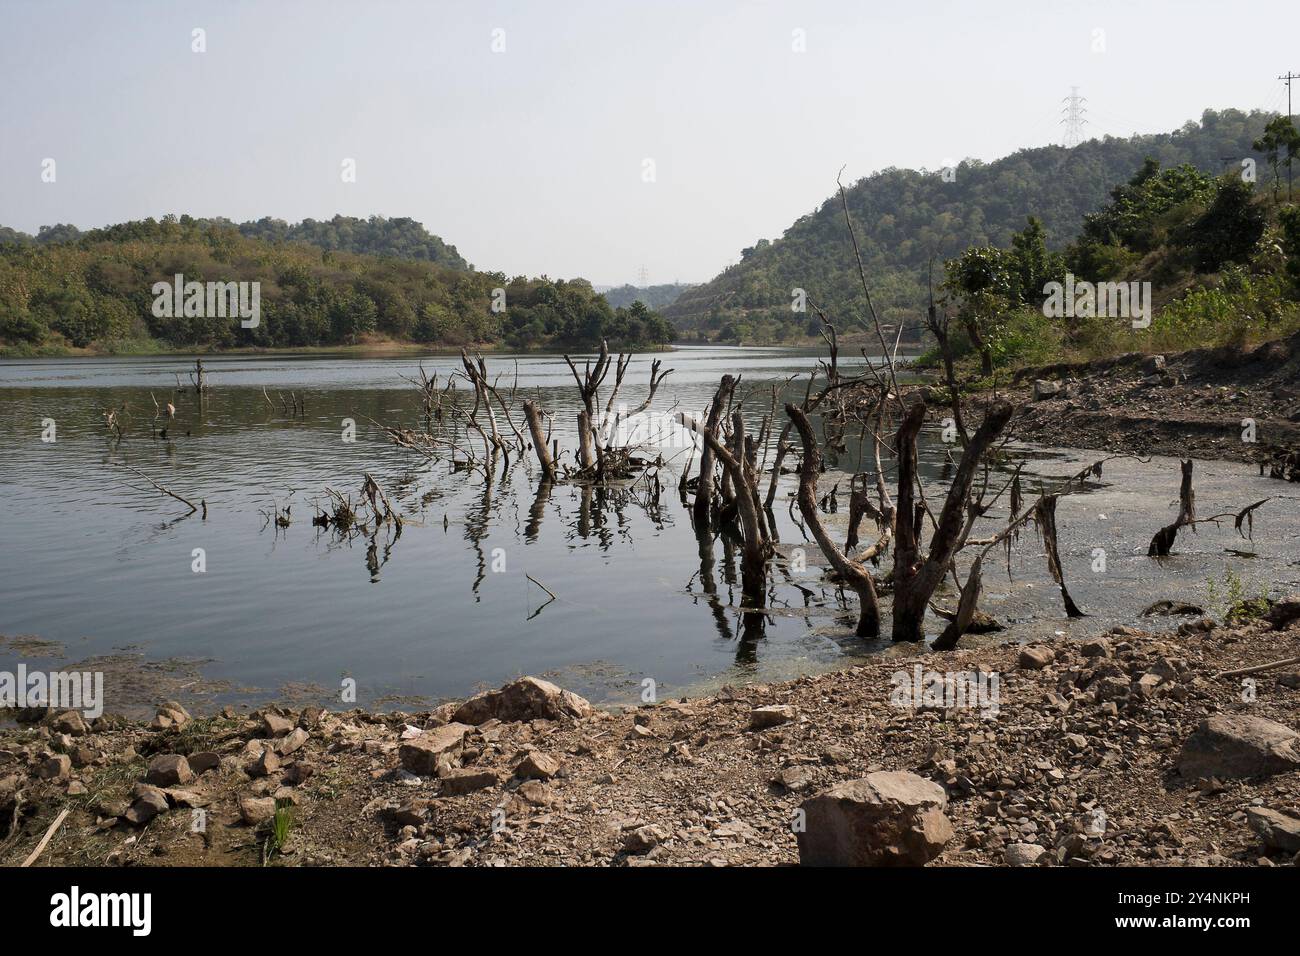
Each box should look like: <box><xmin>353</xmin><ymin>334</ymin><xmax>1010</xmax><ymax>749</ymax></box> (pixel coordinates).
<box><xmin>1281</xmin><ymin>71</ymin><xmax>1299</xmax><ymax>120</ymax></box>
<box><xmin>1280</xmin><ymin>71</ymin><xmax>1299</xmax><ymax>198</ymax></box>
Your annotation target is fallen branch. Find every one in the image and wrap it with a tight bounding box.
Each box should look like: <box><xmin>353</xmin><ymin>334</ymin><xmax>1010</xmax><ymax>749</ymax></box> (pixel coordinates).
<box><xmin>116</xmin><ymin>464</ymin><xmax>205</xmax><ymax>517</ymax></box>
<box><xmin>1213</xmin><ymin>656</ymin><xmax>1300</xmax><ymax>679</ymax></box>
<box><xmin>21</xmin><ymin>807</ymin><xmax>69</xmax><ymax>867</ymax></box>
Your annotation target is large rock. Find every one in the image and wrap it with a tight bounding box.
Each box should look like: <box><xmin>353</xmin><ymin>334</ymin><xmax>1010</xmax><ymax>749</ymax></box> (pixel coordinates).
<box><xmin>238</xmin><ymin>795</ymin><xmax>277</xmax><ymax>826</ymax></box>
<box><xmin>452</xmin><ymin>677</ymin><xmax>592</xmax><ymax>725</ymax></box>
<box><xmin>145</xmin><ymin>754</ymin><xmax>193</xmax><ymax>788</ymax></box>
<box><xmin>151</xmin><ymin>701</ymin><xmax>191</xmax><ymax>730</ymax></box>
<box><xmin>1018</xmin><ymin>646</ymin><xmax>1055</xmax><ymax>670</ymax></box>
<box><xmin>50</xmin><ymin>710</ymin><xmax>90</xmax><ymax>737</ymax></box>
<box><xmin>623</xmin><ymin>824</ymin><xmax>668</xmax><ymax>853</ymax></box>
<box><xmin>1032</xmin><ymin>379</ymin><xmax>1061</xmax><ymax>401</ymax></box>
<box><xmin>1265</xmin><ymin>595</ymin><xmax>1300</xmax><ymax>630</ymax></box>
<box><xmin>439</xmin><ymin>768</ymin><xmax>500</xmax><ymax>796</ymax></box>
<box><xmin>796</xmin><ymin>771</ymin><xmax>953</xmax><ymax>866</ymax></box>
<box><xmin>275</xmin><ymin>727</ymin><xmax>309</xmax><ymax>756</ymax></box>
<box><xmin>1177</xmin><ymin>715</ymin><xmax>1300</xmax><ymax>780</ymax></box>
<box><xmin>188</xmin><ymin>751</ymin><xmax>221</xmax><ymax>775</ymax></box>
<box><xmin>37</xmin><ymin>754</ymin><xmax>71</xmax><ymax>782</ymax></box>
<box><xmin>261</xmin><ymin>712</ymin><xmax>295</xmax><ymax>737</ymax></box>
<box><xmin>244</xmin><ymin>746</ymin><xmax>281</xmax><ymax>778</ymax></box>
<box><xmin>1005</xmin><ymin>842</ymin><xmax>1046</xmax><ymax>866</ymax></box>
<box><xmin>123</xmin><ymin>784</ymin><xmax>169</xmax><ymax>826</ymax></box>
<box><xmin>1247</xmin><ymin>808</ymin><xmax>1300</xmax><ymax>853</ymax></box>
<box><xmin>750</xmin><ymin>705</ymin><xmax>796</xmax><ymax>729</ymax></box>
<box><xmin>398</xmin><ymin>723</ymin><xmax>472</xmax><ymax>775</ymax></box>
<box><xmin>513</xmin><ymin>752</ymin><xmax>561</xmax><ymax>780</ymax></box>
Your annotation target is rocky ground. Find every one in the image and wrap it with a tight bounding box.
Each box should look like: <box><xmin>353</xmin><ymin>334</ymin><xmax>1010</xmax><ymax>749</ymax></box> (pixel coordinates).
<box><xmin>3</xmin><ymin>600</ymin><xmax>1300</xmax><ymax>868</ymax></box>
<box><xmin>1005</xmin><ymin>332</ymin><xmax>1300</xmax><ymax>470</ymax></box>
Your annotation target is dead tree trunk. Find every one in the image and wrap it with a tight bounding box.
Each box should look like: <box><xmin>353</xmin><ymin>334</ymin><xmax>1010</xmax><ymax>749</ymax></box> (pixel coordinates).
<box><xmin>1149</xmin><ymin>459</ymin><xmax>1196</xmax><ymax>556</ymax></box>
<box><xmin>891</xmin><ymin>399</ymin><xmax>1015</xmax><ymax>643</ymax></box>
<box><xmin>1036</xmin><ymin>495</ymin><xmax>1085</xmax><ymax>616</ymax></box>
<box><xmin>692</xmin><ymin>374</ymin><xmax>735</xmax><ymax>528</ymax></box>
<box><xmin>678</xmin><ymin>403</ymin><xmax>770</xmax><ymax>630</ymax></box>
<box><xmin>787</xmin><ymin>404</ymin><xmax>890</xmax><ymax>637</ymax></box>
<box><xmin>523</xmin><ymin>401</ymin><xmax>556</xmax><ymax>481</ymax></box>
<box><xmin>577</xmin><ymin>411</ymin><xmax>594</xmax><ymax>470</ymax></box>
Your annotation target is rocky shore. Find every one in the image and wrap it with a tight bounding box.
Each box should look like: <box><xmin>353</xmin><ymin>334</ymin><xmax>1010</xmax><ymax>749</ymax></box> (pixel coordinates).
<box><xmin>3</xmin><ymin>600</ymin><xmax>1299</xmax><ymax>867</ymax></box>
<box><xmin>1004</xmin><ymin>333</ymin><xmax>1300</xmax><ymax>469</ymax></box>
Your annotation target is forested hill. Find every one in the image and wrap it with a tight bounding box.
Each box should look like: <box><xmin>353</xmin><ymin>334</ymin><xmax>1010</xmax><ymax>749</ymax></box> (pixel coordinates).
<box><xmin>0</xmin><ymin>214</ymin><xmax>470</xmax><ymax>270</ymax></box>
<box><xmin>665</xmin><ymin>108</ymin><xmax>1276</xmax><ymax>344</ymax></box>
<box><xmin>600</xmin><ymin>283</ymin><xmax>695</xmax><ymax>310</ymax></box>
<box><xmin>0</xmin><ymin>216</ymin><xmax>673</xmax><ymax>353</ymax></box>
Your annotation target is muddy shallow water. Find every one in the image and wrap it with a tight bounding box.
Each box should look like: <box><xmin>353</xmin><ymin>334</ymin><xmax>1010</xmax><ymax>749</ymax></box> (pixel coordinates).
<box><xmin>1</xmin><ymin>348</ymin><xmax>1296</xmax><ymax>717</ymax></box>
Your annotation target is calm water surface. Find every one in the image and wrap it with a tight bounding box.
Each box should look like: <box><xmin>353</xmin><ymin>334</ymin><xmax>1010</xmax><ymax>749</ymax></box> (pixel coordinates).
<box><xmin>1</xmin><ymin>346</ymin><xmax>1295</xmax><ymax>713</ymax></box>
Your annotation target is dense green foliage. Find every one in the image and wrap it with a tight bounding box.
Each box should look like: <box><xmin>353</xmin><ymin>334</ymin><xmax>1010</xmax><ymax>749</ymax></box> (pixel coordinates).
<box><xmin>600</xmin><ymin>282</ymin><xmax>694</xmax><ymax>311</ymax></box>
<box><xmin>666</xmin><ymin>109</ymin><xmax>1278</xmax><ymax>344</ymax></box>
<box><xmin>928</xmin><ymin>127</ymin><xmax>1300</xmax><ymax>374</ymax></box>
<box><xmin>1</xmin><ymin>215</ymin><xmax>471</xmax><ymax>270</ymax></box>
<box><xmin>0</xmin><ymin>216</ymin><xmax>673</xmax><ymax>353</ymax></box>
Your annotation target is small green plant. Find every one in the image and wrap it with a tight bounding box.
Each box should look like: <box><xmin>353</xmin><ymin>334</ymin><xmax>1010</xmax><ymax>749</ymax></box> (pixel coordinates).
<box><xmin>261</xmin><ymin>800</ymin><xmax>296</xmax><ymax>865</ymax></box>
<box><xmin>1206</xmin><ymin>569</ymin><xmax>1271</xmax><ymax>624</ymax></box>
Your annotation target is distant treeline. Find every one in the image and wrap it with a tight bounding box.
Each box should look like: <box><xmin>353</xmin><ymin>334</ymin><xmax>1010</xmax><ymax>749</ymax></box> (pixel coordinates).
<box><xmin>0</xmin><ymin>216</ymin><xmax>674</xmax><ymax>353</ymax></box>
<box><xmin>600</xmin><ymin>282</ymin><xmax>694</xmax><ymax>311</ymax></box>
<box><xmin>0</xmin><ymin>214</ymin><xmax>470</xmax><ymax>269</ymax></box>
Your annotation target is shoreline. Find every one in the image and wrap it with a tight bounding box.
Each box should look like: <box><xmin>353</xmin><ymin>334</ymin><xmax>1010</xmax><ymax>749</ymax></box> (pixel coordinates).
<box><xmin>3</xmin><ymin>606</ymin><xmax>1298</xmax><ymax>867</ymax></box>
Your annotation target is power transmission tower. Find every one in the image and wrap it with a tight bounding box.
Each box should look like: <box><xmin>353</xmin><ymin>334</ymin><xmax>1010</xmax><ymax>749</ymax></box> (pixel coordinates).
<box><xmin>637</xmin><ymin>265</ymin><xmax>649</xmax><ymax>286</ymax></box>
<box><xmin>1280</xmin><ymin>71</ymin><xmax>1299</xmax><ymax>198</ymax></box>
<box><xmin>1061</xmin><ymin>87</ymin><xmax>1088</xmax><ymax>148</ymax></box>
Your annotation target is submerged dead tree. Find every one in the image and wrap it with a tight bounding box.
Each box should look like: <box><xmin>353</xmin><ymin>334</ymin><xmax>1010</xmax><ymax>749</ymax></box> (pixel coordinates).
<box><xmin>890</xmin><ymin>399</ymin><xmax>1015</xmax><ymax>643</ymax></box>
<box><xmin>1035</xmin><ymin>495</ymin><xmax>1085</xmax><ymax>617</ymax></box>
<box><xmin>1148</xmin><ymin>458</ymin><xmax>1275</xmax><ymax>556</ymax></box>
<box><xmin>1148</xmin><ymin>459</ymin><xmax>1196</xmax><ymax>556</ymax></box>
<box><xmin>787</xmin><ymin>404</ymin><xmax>891</xmax><ymax>636</ymax></box>
<box><xmin>691</xmin><ymin>374</ymin><xmax>737</xmax><ymax>526</ymax></box>
<box><xmin>523</xmin><ymin>400</ymin><xmax>556</xmax><ymax>481</ymax></box>
<box><xmin>677</xmin><ymin>406</ymin><xmax>771</xmax><ymax>635</ymax></box>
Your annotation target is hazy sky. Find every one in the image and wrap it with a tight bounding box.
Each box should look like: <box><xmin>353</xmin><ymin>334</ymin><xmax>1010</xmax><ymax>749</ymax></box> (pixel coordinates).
<box><xmin>1</xmin><ymin>0</ymin><xmax>1295</xmax><ymax>284</ymax></box>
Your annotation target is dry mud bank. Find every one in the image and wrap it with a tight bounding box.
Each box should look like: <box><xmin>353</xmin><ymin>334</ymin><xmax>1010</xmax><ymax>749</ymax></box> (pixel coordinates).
<box><xmin>1005</xmin><ymin>333</ymin><xmax>1300</xmax><ymax>467</ymax></box>
<box><xmin>3</xmin><ymin>603</ymin><xmax>1300</xmax><ymax>868</ymax></box>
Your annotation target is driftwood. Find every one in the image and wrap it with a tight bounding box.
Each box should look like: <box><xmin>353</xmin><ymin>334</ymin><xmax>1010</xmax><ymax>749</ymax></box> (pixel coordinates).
<box><xmin>116</xmin><ymin>464</ymin><xmax>206</xmax><ymax>518</ymax></box>
<box><xmin>21</xmin><ymin>807</ymin><xmax>69</xmax><ymax>867</ymax></box>
<box><xmin>1213</xmin><ymin>656</ymin><xmax>1300</xmax><ymax>679</ymax></box>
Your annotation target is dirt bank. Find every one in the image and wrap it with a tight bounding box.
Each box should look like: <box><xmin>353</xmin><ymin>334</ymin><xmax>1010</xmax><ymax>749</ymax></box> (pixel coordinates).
<box><xmin>1005</xmin><ymin>333</ymin><xmax>1300</xmax><ymax>467</ymax></box>
<box><xmin>4</xmin><ymin>602</ymin><xmax>1299</xmax><ymax>868</ymax></box>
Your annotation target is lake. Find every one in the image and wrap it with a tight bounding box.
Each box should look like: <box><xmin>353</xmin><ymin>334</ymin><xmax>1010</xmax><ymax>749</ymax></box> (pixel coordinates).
<box><xmin>2</xmin><ymin>346</ymin><xmax>1296</xmax><ymax>716</ymax></box>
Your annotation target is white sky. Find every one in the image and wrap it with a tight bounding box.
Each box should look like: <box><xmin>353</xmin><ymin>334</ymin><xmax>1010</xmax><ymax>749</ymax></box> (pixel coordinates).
<box><xmin>1</xmin><ymin>0</ymin><xmax>1295</xmax><ymax>285</ymax></box>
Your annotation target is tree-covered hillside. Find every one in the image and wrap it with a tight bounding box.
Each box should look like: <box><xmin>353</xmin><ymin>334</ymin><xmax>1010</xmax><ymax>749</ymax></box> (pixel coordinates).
<box><xmin>600</xmin><ymin>282</ymin><xmax>694</xmax><ymax>311</ymax></box>
<box><xmin>929</xmin><ymin>117</ymin><xmax>1300</xmax><ymax>376</ymax></box>
<box><xmin>666</xmin><ymin>109</ymin><xmax>1277</xmax><ymax>344</ymax></box>
<box><xmin>0</xmin><ymin>216</ymin><xmax>673</xmax><ymax>353</ymax></box>
<box><xmin>0</xmin><ymin>215</ymin><xmax>471</xmax><ymax>270</ymax></box>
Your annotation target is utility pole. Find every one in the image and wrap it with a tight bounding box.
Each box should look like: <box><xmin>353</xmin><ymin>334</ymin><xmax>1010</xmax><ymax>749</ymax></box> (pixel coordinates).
<box><xmin>1061</xmin><ymin>87</ymin><xmax>1088</xmax><ymax>148</ymax></box>
<box><xmin>1280</xmin><ymin>71</ymin><xmax>1299</xmax><ymax>199</ymax></box>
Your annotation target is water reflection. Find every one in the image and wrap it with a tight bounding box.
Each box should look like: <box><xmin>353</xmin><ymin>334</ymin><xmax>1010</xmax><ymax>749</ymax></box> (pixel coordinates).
<box><xmin>0</xmin><ymin>347</ymin><xmax>1001</xmax><ymax>708</ymax></box>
